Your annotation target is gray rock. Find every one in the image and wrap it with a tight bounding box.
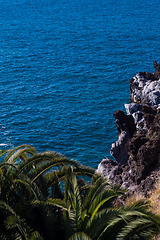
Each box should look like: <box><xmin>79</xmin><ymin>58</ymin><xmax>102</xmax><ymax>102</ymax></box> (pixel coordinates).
<box><xmin>110</xmin><ymin>131</ymin><xmax>129</xmax><ymax>164</ymax></box>
<box><xmin>124</xmin><ymin>103</ymin><xmax>145</xmax><ymax>130</ymax></box>
<box><xmin>96</xmin><ymin>158</ymin><xmax>122</xmax><ymax>184</ymax></box>
<box><xmin>130</xmin><ymin>73</ymin><xmax>160</xmax><ymax>106</ymax></box>
<box><xmin>132</xmin><ymin>111</ymin><xmax>143</xmax><ymax>124</ymax></box>
<box><xmin>127</xmin><ymin>185</ymin><xmax>137</xmax><ymax>192</ymax></box>
<box><xmin>124</xmin><ymin>103</ymin><xmax>139</xmax><ymax>115</ymax></box>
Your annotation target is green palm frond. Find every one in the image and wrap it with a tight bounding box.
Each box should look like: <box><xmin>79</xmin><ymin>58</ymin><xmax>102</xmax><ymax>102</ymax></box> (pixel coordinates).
<box><xmin>97</xmin><ymin>209</ymin><xmax>160</xmax><ymax>240</ymax></box>
<box><xmin>0</xmin><ymin>232</ymin><xmax>23</xmax><ymax>240</ymax></box>
<box><xmin>73</xmin><ymin>166</ymin><xmax>95</xmax><ymax>178</ymax></box>
<box><xmin>44</xmin><ymin>165</ymin><xmax>94</xmax><ymax>189</ymax></box>
<box><xmin>11</xmin><ymin>151</ymin><xmax>80</xmax><ymax>182</ymax></box>
<box><xmin>67</xmin><ymin>169</ymin><xmax>82</xmax><ymax>229</ymax></box>
<box><xmin>6</xmin><ymin>147</ymin><xmax>36</xmax><ymax>165</ymax></box>
<box><xmin>50</xmin><ymin>171</ymin><xmax>63</xmax><ymax>199</ymax></box>
<box><xmin>13</xmin><ymin>178</ymin><xmax>40</xmax><ymax>200</ymax></box>
<box><xmin>31</xmin><ymin>199</ymin><xmax>68</xmax><ymax>211</ymax></box>
<box><xmin>91</xmin><ymin>173</ymin><xmax>104</xmax><ymax>184</ymax></box>
<box><xmin>1</xmin><ymin>145</ymin><xmax>36</xmax><ymax>164</ymax></box>
<box><xmin>4</xmin><ymin>174</ymin><xmax>43</xmax><ymax>213</ymax></box>
<box><xmin>5</xmin><ymin>215</ymin><xmax>30</xmax><ymax>240</ymax></box>
<box><xmin>0</xmin><ymin>149</ymin><xmax>10</xmax><ymax>159</ymax></box>
<box><xmin>0</xmin><ymin>200</ymin><xmax>17</xmax><ymax>216</ymax></box>
<box><xmin>30</xmin><ymin>160</ymin><xmax>69</xmax><ymax>182</ymax></box>
<box><xmin>120</xmin><ymin>199</ymin><xmax>151</xmax><ymax>212</ymax></box>
<box><xmin>68</xmin><ymin>232</ymin><xmax>92</xmax><ymax>240</ymax></box>
<box><xmin>30</xmin><ymin>231</ymin><xmax>44</xmax><ymax>240</ymax></box>
<box><xmin>117</xmin><ymin>217</ymin><xmax>160</xmax><ymax>240</ymax></box>
<box><xmin>0</xmin><ymin>162</ymin><xmax>17</xmax><ymax>170</ymax></box>
<box><xmin>31</xmin><ymin>154</ymin><xmax>81</xmax><ymax>182</ymax></box>
<box><xmin>0</xmin><ymin>201</ymin><xmax>31</xmax><ymax>240</ymax></box>
<box><xmin>0</xmin><ymin>145</ymin><xmax>37</xmax><ymax>183</ymax></box>
<box><xmin>85</xmin><ymin>208</ymin><xmax>120</xmax><ymax>239</ymax></box>
<box><xmin>63</xmin><ymin>168</ymin><xmax>84</xmax><ymax>238</ymax></box>
<box><xmin>88</xmin><ymin>190</ymin><xmax>120</xmax><ymax>218</ymax></box>
<box><xmin>82</xmin><ymin>176</ymin><xmax>108</xmax><ymax>212</ymax></box>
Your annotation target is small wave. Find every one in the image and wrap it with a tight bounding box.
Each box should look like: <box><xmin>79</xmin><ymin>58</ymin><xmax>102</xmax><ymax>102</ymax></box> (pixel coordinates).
<box><xmin>0</xmin><ymin>143</ymin><xmax>8</xmax><ymax>146</ymax></box>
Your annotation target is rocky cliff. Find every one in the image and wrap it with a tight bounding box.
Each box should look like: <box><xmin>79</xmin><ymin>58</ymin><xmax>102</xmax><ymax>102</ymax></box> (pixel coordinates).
<box><xmin>97</xmin><ymin>61</ymin><xmax>160</xmax><ymax>196</ymax></box>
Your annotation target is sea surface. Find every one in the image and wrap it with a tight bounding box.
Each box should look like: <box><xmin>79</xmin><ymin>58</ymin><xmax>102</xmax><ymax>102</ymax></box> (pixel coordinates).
<box><xmin>1</xmin><ymin>0</ymin><xmax>160</xmax><ymax>168</ymax></box>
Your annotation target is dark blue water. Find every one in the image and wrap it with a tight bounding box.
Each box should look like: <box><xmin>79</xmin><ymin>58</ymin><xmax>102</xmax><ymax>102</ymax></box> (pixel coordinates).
<box><xmin>1</xmin><ymin>0</ymin><xmax>160</xmax><ymax>168</ymax></box>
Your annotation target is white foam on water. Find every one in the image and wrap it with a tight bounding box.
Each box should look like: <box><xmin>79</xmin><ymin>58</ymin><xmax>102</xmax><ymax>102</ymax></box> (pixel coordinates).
<box><xmin>0</xmin><ymin>143</ymin><xmax>8</xmax><ymax>146</ymax></box>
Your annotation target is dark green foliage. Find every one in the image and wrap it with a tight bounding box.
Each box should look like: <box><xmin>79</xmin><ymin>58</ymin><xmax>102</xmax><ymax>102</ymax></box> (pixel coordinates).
<box><xmin>62</xmin><ymin>168</ymin><xmax>160</xmax><ymax>240</ymax></box>
<box><xmin>0</xmin><ymin>144</ymin><xmax>160</xmax><ymax>240</ymax></box>
<box><xmin>68</xmin><ymin>232</ymin><xmax>92</xmax><ymax>240</ymax></box>
<box><xmin>0</xmin><ymin>145</ymin><xmax>95</xmax><ymax>239</ymax></box>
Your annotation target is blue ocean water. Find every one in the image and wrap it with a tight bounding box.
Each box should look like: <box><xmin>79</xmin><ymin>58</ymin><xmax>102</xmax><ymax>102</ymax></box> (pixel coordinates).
<box><xmin>0</xmin><ymin>0</ymin><xmax>160</xmax><ymax>168</ymax></box>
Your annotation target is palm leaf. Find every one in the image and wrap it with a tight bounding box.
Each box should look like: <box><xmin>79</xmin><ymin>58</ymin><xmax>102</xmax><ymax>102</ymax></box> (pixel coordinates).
<box><xmin>88</xmin><ymin>190</ymin><xmax>120</xmax><ymax>218</ymax></box>
<box><xmin>85</xmin><ymin>208</ymin><xmax>120</xmax><ymax>239</ymax></box>
<box><xmin>120</xmin><ymin>199</ymin><xmax>151</xmax><ymax>212</ymax></box>
<box><xmin>0</xmin><ymin>162</ymin><xmax>17</xmax><ymax>170</ymax></box>
<box><xmin>44</xmin><ymin>165</ymin><xmax>95</xmax><ymax>188</ymax></box>
<box><xmin>1</xmin><ymin>145</ymin><xmax>36</xmax><ymax>164</ymax></box>
<box><xmin>116</xmin><ymin>217</ymin><xmax>160</xmax><ymax>240</ymax></box>
<box><xmin>68</xmin><ymin>232</ymin><xmax>92</xmax><ymax>240</ymax></box>
<box><xmin>0</xmin><ymin>201</ymin><xmax>17</xmax><ymax>216</ymax></box>
<box><xmin>31</xmin><ymin>199</ymin><xmax>68</xmax><ymax>211</ymax></box>
<box><xmin>98</xmin><ymin>210</ymin><xmax>160</xmax><ymax>240</ymax></box>
<box><xmin>12</xmin><ymin>152</ymin><xmax>80</xmax><ymax>183</ymax></box>
<box><xmin>5</xmin><ymin>215</ymin><xmax>30</xmax><ymax>240</ymax></box>
<box><xmin>63</xmin><ymin>168</ymin><xmax>83</xmax><ymax>238</ymax></box>
<box><xmin>30</xmin><ymin>231</ymin><xmax>44</xmax><ymax>240</ymax></box>
<box><xmin>31</xmin><ymin>155</ymin><xmax>80</xmax><ymax>182</ymax></box>
<box><xmin>82</xmin><ymin>176</ymin><xmax>108</xmax><ymax>212</ymax></box>
<box><xmin>67</xmin><ymin>169</ymin><xmax>82</xmax><ymax>229</ymax></box>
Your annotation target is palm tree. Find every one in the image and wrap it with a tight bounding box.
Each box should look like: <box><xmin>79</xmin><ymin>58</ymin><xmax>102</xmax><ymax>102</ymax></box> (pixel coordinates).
<box><xmin>62</xmin><ymin>168</ymin><xmax>160</xmax><ymax>240</ymax></box>
<box><xmin>0</xmin><ymin>144</ymin><xmax>160</xmax><ymax>240</ymax></box>
<box><xmin>0</xmin><ymin>144</ymin><xmax>95</xmax><ymax>239</ymax></box>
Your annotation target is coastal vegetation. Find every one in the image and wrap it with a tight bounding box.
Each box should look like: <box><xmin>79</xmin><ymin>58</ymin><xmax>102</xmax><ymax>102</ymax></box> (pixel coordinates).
<box><xmin>0</xmin><ymin>145</ymin><xmax>160</xmax><ymax>239</ymax></box>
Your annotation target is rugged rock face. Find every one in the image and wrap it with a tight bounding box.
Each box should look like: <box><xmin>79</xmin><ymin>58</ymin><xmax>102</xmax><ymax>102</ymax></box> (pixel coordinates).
<box><xmin>97</xmin><ymin>158</ymin><xmax>123</xmax><ymax>185</ymax></box>
<box><xmin>97</xmin><ymin>61</ymin><xmax>160</xmax><ymax>196</ymax></box>
<box><xmin>129</xmin><ymin>61</ymin><xmax>160</xmax><ymax>106</ymax></box>
<box><xmin>110</xmin><ymin>110</ymin><xmax>136</xmax><ymax>165</ymax></box>
<box><xmin>153</xmin><ymin>61</ymin><xmax>160</xmax><ymax>80</ymax></box>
